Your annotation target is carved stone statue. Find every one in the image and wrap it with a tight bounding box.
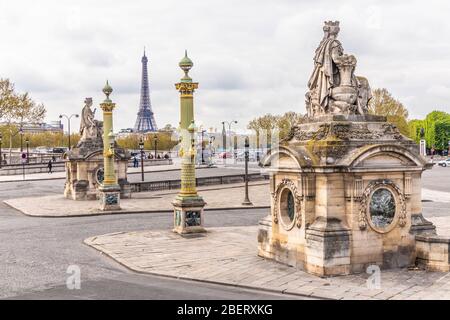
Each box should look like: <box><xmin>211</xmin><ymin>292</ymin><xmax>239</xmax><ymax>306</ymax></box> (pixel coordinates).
<box><xmin>306</xmin><ymin>21</ymin><xmax>371</xmax><ymax>117</ymax></box>
<box><xmin>79</xmin><ymin>97</ymin><xmax>100</xmax><ymax>140</ymax></box>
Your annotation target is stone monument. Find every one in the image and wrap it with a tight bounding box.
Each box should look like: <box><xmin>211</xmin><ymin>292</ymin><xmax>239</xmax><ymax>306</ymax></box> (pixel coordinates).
<box><xmin>64</xmin><ymin>97</ymin><xmax>130</xmax><ymax>201</ymax></box>
<box><xmin>258</xmin><ymin>21</ymin><xmax>450</xmax><ymax>276</ymax></box>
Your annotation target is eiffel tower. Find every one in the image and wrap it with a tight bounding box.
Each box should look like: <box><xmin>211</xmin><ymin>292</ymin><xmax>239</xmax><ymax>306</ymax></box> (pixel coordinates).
<box><xmin>134</xmin><ymin>49</ymin><xmax>157</xmax><ymax>132</ymax></box>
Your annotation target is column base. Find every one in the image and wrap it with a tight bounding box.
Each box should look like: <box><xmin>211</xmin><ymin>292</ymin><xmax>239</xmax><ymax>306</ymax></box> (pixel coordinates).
<box><xmin>410</xmin><ymin>213</ymin><xmax>437</xmax><ymax>236</ymax></box>
<box><xmin>172</xmin><ymin>195</ymin><xmax>207</xmax><ymax>235</ymax></box>
<box><xmin>305</xmin><ymin>217</ymin><xmax>352</xmax><ymax>276</ymax></box>
<box><xmin>98</xmin><ymin>184</ymin><xmax>121</xmax><ymax>211</ymax></box>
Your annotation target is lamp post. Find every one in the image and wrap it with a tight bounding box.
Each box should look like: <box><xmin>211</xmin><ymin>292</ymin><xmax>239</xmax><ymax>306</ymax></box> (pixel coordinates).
<box><xmin>25</xmin><ymin>137</ymin><xmax>29</xmax><ymax>164</ymax></box>
<box><xmin>59</xmin><ymin>113</ymin><xmax>79</xmax><ymax>150</ymax></box>
<box><xmin>200</xmin><ymin>129</ymin><xmax>206</xmax><ymax>164</ymax></box>
<box><xmin>139</xmin><ymin>137</ymin><xmax>145</xmax><ymax>182</ymax></box>
<box><xmin>221</xmin><ymin>122</ymin><xmax>226</xmax><ymax>164</ymax></box>
<box><xmin>242</xmin><ymin>136</ymin><xmax>253</xmax><ymax>206</ymax></box>
<box><xmin>19</xmin><ymin>126</ymin><xmax>24</xmax><ymax>152</ymax></box>
<box><xmin>209</xmin><ymin>135</ymin><xmax>215</xmax><ymax>166</ymax></box>
<box><xmin>98</xmin><ymin>81</ymin><xmax>121</xmax><ymax>211</ymax></box>
<box><xmin>221</xmin><ymin>120</ymin><xmax>238</xmax><ymax>157</ymax></box>
<box><xmin>172</xmin><ymin>51</ymin><xmax>206</xmax><ymax>235</ymax></box>
<box><xmin>153</xmin><ymin>134</ymin><xmax>158</xmax><ymax>159</ymax></box>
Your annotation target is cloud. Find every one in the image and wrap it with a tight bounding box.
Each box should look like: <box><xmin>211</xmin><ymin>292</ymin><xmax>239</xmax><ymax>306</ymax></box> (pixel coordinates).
<box><xmin>0</xmin><ymin>0</ymin><xmax>449</xmax><ymax>133</ymax></box>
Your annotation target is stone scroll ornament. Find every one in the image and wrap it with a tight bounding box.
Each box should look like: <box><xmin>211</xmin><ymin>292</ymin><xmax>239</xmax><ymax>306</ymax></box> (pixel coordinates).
<box><xmin>305</xmin><ymin>21</ymin><xmax>372</xmax><ymax>117</ymax></box>
<box><xmin>359</xmin><ymin>180</ymin><xmax>407</xmax><ymax>230</ymax></box>
<box><xmin>272</xmin><ymin>179</ymin><xmax>302</xmax><ymax>228</ymax></box>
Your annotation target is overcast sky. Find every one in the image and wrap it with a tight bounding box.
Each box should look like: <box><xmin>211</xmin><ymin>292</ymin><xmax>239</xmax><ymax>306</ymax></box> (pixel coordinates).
<box><xmin>0</xmin><ymin>0</ymin><xmax>449</xmax><ymax>133</ymax></box>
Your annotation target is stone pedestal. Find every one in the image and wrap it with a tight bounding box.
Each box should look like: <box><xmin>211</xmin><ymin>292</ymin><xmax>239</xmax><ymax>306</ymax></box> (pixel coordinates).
<box><xmin>172</xmin><ymin>196</ymin><xmax>206</xmax><ymax>234</ymax></box>
<box><xmin>63</xmin><ymin>137</ymin><xmax>131</xmax><ymax>200</ymax></box>
<box><xmin>258</xmin><ymin>114</ymin><xmax>445</xmax><ymax>276</ymax></box>
<box><xmin>98</xmin><ymin>184</ymin><xmax>121</xmax><ymax>211</ymax></box>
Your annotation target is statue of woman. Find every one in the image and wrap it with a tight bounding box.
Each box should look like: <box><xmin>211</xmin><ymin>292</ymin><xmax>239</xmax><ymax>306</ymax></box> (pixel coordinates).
<box><xmin>306</xmin><ymin>21</ymin><xmax>343</xmax><ymax>115</ymax></box>
<box><xmin>79</xmin><ymin>97</ymin><xmax>97</xmax><ymax>140</ymax></box>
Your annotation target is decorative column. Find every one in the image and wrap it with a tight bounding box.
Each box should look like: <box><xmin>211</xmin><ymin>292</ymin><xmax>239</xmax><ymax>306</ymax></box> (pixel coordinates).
<box><xmin>172</xmin><ymin>51</ymin><xmax>206</xmax><ymax>234</ymax></box>
<box><xmin>98</xmin><ymin>81</ymin><xmax>121</xmax><ymax>211</ymax></box>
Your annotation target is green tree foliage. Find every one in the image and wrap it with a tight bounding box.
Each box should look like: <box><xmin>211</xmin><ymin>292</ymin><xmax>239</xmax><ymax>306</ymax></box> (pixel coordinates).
<box><xmin>116</xmin><ymin>132</ymin><xmax>178</xmax><ymax>151</ymax></box>
<box><xmin>0</xmin><ymin>125</ymin><xmax>79</xmax><ymax>149</ymax></box>
<box><xmin>368</xmin><ymin>88</ymin><xmax>409</xmax><ymax>135</ymax></box>
<box><xmin>0</xmin><ymin>78</ymin><xmax>47</xmax><ymax>152</ymax></box>
<box><xmin>247</xmin><ymin>111</ymin><xmax>304</xmax><ymax>146</ymax></box>
<box><xmin>407</xmin><ymin>110</ymin><xmax>450</xmax><ymax>152</ymax></box>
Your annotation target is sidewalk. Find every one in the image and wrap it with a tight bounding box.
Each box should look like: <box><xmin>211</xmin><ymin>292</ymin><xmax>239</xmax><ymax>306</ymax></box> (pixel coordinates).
<box><xmin>85</xmin><ymin>224</ymin><xmax>450</xmax><ymax>300</ymax></box>
<box><xmin>4</xmin><ymin>182</ymin><xmax>270</xmax><ymax>217</ymax></box>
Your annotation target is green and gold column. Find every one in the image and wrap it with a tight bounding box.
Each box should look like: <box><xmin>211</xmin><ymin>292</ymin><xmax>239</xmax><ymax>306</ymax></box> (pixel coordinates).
<box><xmin>172</xmin><ymin>51</ymin><xmax>206</xmax><ymax>234</ymax></box>
<box><xmin>98</xmin><ymin>81</ymin><xmax>121</xmax><ymax>211</ymax></box>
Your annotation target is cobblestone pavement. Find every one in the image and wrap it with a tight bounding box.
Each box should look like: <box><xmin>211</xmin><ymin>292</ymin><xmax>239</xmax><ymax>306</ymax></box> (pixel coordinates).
<box><xmin>3</xmin><ymin>182</ymin><xmax>270</xmax><ymax>217</ymax></box>
<box><xmin>85</xmin><ymin>225</ymin><xmax>450</xmax><ymax>300</ymax></box>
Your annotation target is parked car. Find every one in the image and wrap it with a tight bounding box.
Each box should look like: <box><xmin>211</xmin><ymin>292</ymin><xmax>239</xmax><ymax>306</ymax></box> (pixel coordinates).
<box><xmin>218</xmin><ymin>152</ymin><xmax>232</xmax><ymax>159</ymax></box>
<box><xmin>236</xmin><ymin>151</ymin><xmax>257</xmax><ymax>162</ymax></box>
<box><xmin>438</xmin><ymin>158</ymin><xmax>450</xmax><ymax>167</ymax></box>
<box><xmin>35</xmin><ymin>146</ymin><xmax>51</xmax><ymax>154</ymax></box>
<box><xmin>52</xmin><ymin>147</ymin><xmax>68</xmax><ymax>154</ymax></box>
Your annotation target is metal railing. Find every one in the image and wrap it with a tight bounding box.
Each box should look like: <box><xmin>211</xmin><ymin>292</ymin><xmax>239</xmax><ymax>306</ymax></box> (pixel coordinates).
<box><xmin>130</xmin><ymin>172</ymin><xmax>269</xmax><ymax>193</ymax></box>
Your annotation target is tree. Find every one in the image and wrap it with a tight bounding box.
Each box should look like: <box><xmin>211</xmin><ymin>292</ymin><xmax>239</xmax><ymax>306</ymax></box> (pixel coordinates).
<box><xmin>407</xmin><ymin>110</ymin><xmax>450</xmax><ymax>153</ymax></box>
<box><xmin>368</xmin><ymin>88</ymin><xmax>409</xmax><ymax>135</ymax></box>
<box><xmin>0</xmin><ymin>78</ymin><xmax>46</xmax><ymax>156</ymax></box>
<box><xmin>408</xmin><ymin>119</ymin><xmax>423</xmax><ymax>143</ymax></box>
<box><xmin>248</xmin><ymin>111</ymin><xmax>304</xmax><ymax>149</ymax></box>
<box><xmin>0</xmin><ymin>79</ymin><xmax>15</xmax><ymax>119</ymax></box>
<box><xmin>276</xmin><ymin>111</ymin><xmax>305</xmax><ymax>140</ymax></box>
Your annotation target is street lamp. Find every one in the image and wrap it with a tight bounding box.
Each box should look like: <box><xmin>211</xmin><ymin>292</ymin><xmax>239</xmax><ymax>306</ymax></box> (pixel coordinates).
<box><xmin>221</xmin><ymin>120</ymin><xmax>238</xmax><ymax>159</ymax></box>
<box><xmin>242</xmin><ymin>136</ymin><xmax>252</xmax><ymax>206</ymax></box>
<box><xmin>25</xmin><ymin>137</ymin><xmax>29</xmax><ymax>164</ymax></box>
<box><xmin>153</xmin><ymin>134</ymin><xmax>158</xmax><ymax>159</ymax></box>
<box><xmin>139</xmin><ymin>137</ymin><xmax>145</xmax><ymax>182</ymax></box>
<box><xmin>59</xmin><ymin>114</ymin><xmax>79</xmax><ymax>150</ymax></box>
<box><xmin>19</xmin><ymin>126</ymin><xmax>24</xmax><ymax>152</ymax></box>
<box><xmin>200</xmin><ymin>129</ymin><xmax>206</xmax><ymax>164</ymax></box>
<box><xmin>209</xmin><ymin>136</ymin><xmax>215</xmax><ymax>166</ymax></box>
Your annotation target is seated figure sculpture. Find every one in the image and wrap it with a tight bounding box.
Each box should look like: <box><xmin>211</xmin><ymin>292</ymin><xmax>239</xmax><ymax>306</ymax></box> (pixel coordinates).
<box><xmin>258</xmin><ymin>21</ymin><xmax>449</xmax><ymax>277</ymax></box>
<box><xmin>63</xmin><ymin>97</ymin><xmax>130</xmax><ymax>201</ymax></box>
<box><xmin>80</xmin><ymin>97</ymin><xmax>102</xmax><ymax>141</ymax></box>
<box><xmin>306</xmin><ymin>21</ymin><xmax>372</xmax><ymax>117</ymax></box>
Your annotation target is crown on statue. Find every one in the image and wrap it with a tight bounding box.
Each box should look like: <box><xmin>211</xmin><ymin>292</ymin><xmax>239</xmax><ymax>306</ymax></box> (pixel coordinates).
<box><xmin>324</xmin><ymin>21</ymin><xmax>339</xmax><ymax>27</ymax></box>
<box><xmin>323</xmin><ymin>20</ymin><xmax>340</xmax><ymax>33</ymax></box>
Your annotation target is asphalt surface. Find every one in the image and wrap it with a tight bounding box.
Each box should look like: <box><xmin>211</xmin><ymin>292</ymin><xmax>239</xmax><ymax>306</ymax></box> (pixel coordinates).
<box><xmin>0</xmin><ymin>167</ymin><xmax>303</xmax><ymax>300</ymax></box>
<box><xmin>0</xmin><ymin>166</ymin><xmax>449</xmax><ymax>299</ymax></box>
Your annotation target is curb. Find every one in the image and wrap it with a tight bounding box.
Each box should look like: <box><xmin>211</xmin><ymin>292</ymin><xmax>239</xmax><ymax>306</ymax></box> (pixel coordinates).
<box><xmin>3</xmin><ymin>200</ymin><xmax>270</xmax><ymax>218</ymax></box>
<box><xmin>83</xmin><ymin>237</ymin><xmax>328</xmax><ymax>300</ymax></box>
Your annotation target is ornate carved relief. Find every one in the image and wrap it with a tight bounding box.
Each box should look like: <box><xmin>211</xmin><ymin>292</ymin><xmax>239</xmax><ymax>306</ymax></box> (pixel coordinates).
<box><xmin>272</xmin><ymin>179</ymin><xmax>302</xmax><ymax>229</ymax></box>
<box><xmin>404</xmin><ymin>174</ymin><xmax>412</xmax><ymax>198</ymax></box>
<box><xmin>359</xmin><ymin>179</ymin><xmax>407</xmax><ymax>231</ymax></box>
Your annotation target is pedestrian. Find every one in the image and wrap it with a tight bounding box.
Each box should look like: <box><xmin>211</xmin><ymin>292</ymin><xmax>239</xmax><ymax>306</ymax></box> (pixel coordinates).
<box><xmin>47</xmin><ymin>159</ymin><xmax>53</xmax><ymax>174</ymax></box>
<box><xmin>133</xmin><ymin>156</ymin><xmax>138</xmax><ymax>168</ymax></box>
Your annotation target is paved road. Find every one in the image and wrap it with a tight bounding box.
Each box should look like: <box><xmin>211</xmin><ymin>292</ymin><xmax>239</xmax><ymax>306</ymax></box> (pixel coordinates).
<box><xmin>0</xmin><ymin>177</ymin><xmax>304</xmax><ymax>299</ymax></box>
<box><xmin>421</xmin><ymin>165</ymin><xmax>450</xmax><ymax>192</ymax></box>
<box><xmin>0</xmin><ymin>165</ymin><xmax>449</xmax><ymax>299</ymax></box>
